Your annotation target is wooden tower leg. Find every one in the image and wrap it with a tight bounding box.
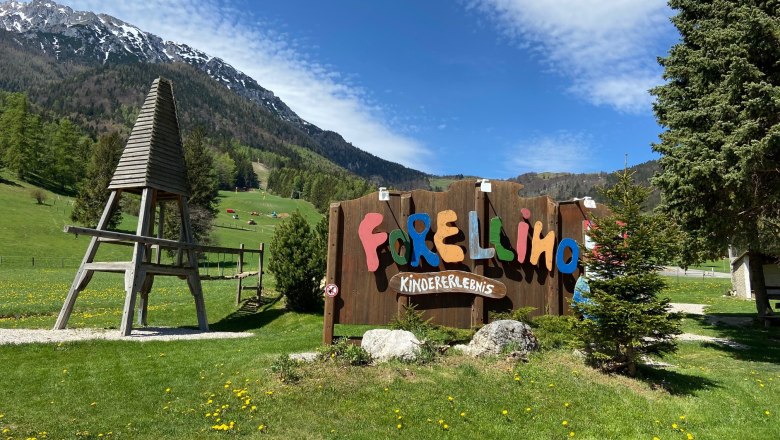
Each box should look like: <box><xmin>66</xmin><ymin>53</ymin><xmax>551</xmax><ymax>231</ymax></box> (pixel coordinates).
<box><xmin>55</xmin><ymin>191</ymin><xmax>121</xmax><ymax>330</ymax></box>
<box><xmin>120</xmin><ymin>188</ymin><xmax>154</xmax><ymax>336</ymax></box>
<box><xmin>137</xmin><ymin>274</ymin><xmax>154</xmax><ymax>326</ymax></box>
<box><xmin>137</xmin><ymin>196</ymin><xmax>160</xmax><ymax>327</ymax></box>
<box><xmin>179</xmin><ymin>196</ymin><xmax>209</xmax><ymax>331</ymax></box>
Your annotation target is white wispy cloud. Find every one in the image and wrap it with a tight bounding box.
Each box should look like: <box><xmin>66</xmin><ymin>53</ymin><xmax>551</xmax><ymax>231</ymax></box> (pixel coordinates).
<box><xmin>467</xmin><ymin>0</ymin><xmax>673</xmax><ymax>113</ymax></box>
<box><xmin>505</xmin><ymin>131</ymin><xmax>598</xmax><ymax>175</ymax></box>
<box><xmin>63</xmin><ymin>0</ymin><xmax>433</xmax><ymax>171</ymax></box>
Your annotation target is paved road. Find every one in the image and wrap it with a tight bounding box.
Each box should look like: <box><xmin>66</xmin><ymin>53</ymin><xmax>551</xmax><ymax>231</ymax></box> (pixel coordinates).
<box><xmin>660</xmin><ymin>266</ymin><xmax>731</xmax><ymax>279</ymax></box>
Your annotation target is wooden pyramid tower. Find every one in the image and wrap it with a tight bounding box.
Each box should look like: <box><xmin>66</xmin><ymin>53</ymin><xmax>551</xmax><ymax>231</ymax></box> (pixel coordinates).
<box><xmin>55</xmin><ymin>77</ymin><xmax>208</xmax><ymax>336</ymax></box>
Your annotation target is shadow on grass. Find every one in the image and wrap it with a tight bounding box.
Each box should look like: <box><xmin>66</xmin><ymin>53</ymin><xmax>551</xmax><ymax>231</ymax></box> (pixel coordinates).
<box><xmin>638</xmin><ymin>366</ymin><xmax>720</xmax><ymax>396</ymax></box>
<box><xmin>687</xmin><ymin>313</ymin><xmax>780</xmax><ymax>364</ymax></box>
<box><xmin>210</xmin><ymin>295</ymin><xmax>285</xmax><ymax>332</ymax></box>
<box><xmin>0</xmin><ymin>176</ymin><xmax>22</xmax><ymax>187</ymax></box>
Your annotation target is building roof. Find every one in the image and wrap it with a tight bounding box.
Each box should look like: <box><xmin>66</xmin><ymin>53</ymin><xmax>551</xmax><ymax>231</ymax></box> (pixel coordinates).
<box><xmin>108</xmin><ymin>77</ymin><xmax>189</xmax><ymax>197</ymax></box>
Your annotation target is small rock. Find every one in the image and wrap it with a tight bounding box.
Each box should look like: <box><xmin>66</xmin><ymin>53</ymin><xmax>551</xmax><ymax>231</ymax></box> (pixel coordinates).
<box><xmin>361</xmin><ymin>329</ymin><xmax>420</xmax><ymax>363</ymax></box>
<box><xmin>289</xmin><ymin>352</ymin><xmax>318</xmax><ymax>363</ymax></box>
<box><xmin>460</xmin><ymin>320</ymin><xmax>539</xmax><ymax>357</ymax></box>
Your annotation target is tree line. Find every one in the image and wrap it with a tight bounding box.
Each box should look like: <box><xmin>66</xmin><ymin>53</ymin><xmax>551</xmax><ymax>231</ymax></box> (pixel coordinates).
<box><xmin>0</xmin><ymin>91</ymin><xmax>92</xmax><ymax>192</ymax></box>
<box><xmin>266</xmin><ymin>167</ymin><xmax>374</xmax><ymax>213</ymax></box>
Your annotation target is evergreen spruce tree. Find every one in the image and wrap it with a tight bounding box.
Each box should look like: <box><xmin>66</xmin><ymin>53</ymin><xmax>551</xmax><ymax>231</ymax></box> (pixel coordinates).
<box><xmin>0</xmin><ymin>93</ymin><xmax>35</xmax><ymax>180</ymax></box>
<box><xmin>71</xmin><ymin>132</ymin><xmax>123</xmax><ymax>228</ymax></box>
<box><xmin>269</xmin><ymin>211</ymin><xmax>325</xmax><ymax>312</ymax></box>
<box><xmin>652</xmin><ymin>0</ymin><xmax>780</xmax><ymax>315</ymax></box>
<box><xmin>163</xmin><ymin>128</ymin><xmax>218</xmax><ymax>245</ymax></box>
<box><xmin>575</xmin><ymin>169</ymin><xmax>681</xmax><ymax>376</ymax></box>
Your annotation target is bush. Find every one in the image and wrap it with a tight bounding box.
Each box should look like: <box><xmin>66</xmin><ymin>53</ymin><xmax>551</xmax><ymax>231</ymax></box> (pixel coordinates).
<box><xmin>30</xmin><ymin>188</ymin><xmax>46</xmax><ymax>205</ymax></box>
<box><xmin>489</xmin><ymin>306</ymin><xmax>537</xmax><ymax>323</ymax></box>
<box><xmin>317</xmin><ymin>338</ymin><xmax>371</xmax><ymax>366</ymax></box>
<box><xmin>270</xmin><ymin>354</ymin><xmax>302</xmax><ymax>383</ymax></box>
<box><xmin>389</xmin><ymin>304</ymin><xmax>474</xmax><ymax>363</ymax></box>
<box><xmin>530</xmin><ymin>315</ymin><xmax>577</xmax><ymax>350</ymax></box>
<box><xmin>389</xmin><ymin>303</ymin><xmax>433</xmax><ymax>337</ymax></box>
<box><xmin>269</xmin><ymin>211</ymin><xmax>325</xmax><ymax>312</ymax></box>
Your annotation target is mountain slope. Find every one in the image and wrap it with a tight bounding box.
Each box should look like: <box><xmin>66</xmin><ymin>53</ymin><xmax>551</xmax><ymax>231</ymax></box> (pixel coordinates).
<box><xmin>510</xmin><ymin>160</ymin><xmax>661</xmax><ymax>208</ymax></box>
<box><xmin>0</xmin><ymin>0</ymin><xmax>429</xmax><ymax>189</ymax></box>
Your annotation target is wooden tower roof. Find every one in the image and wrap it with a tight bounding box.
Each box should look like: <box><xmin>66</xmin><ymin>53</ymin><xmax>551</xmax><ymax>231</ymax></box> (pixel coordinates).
<box><xmin>108</xmin><ymin>77</ymin><xmax>189</xmax><ymax>197</ymax></box>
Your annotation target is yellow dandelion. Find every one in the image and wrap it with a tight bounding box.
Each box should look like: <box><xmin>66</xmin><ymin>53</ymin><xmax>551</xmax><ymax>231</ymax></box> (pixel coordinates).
<box><xmin>443</xmin><ymin>424</ymin><xmax>449</xmax><ymax>430</ymax></box>
<box><xmin>564</xmin><ymin>402</ymin><xmax>570</xmax><ymax>408</ymax></box>
<box><xmin>765</xmin><ymin>410</ymin><xmax>771</xmax><ymax>416</ymax></box>
<box><xmin>438</xmin><ymin>419</ymin><xmax>444</xmax><ymax>425</ymax></box>
<box><xmin>206</xmin><ymin>413</ymin><xmax>211</xmax><ymax>417</ymax></box>
<box><xmin>266</xmin><ymin>391</ymin><xmax>274</xmax><ymax>396</ymax></box>
<box><xmin>460</xmin><ymin>412</ymin><xmax>466</xmax><ymax>417</ymax></box>
<box><xmin>394</xmin><ymin>409</ymin><xmax>400</xmax><ymax>414</ymax></box>
<box><xmin>258</xmin><ymin>424</ymin><xmax>265</xmax><ymax>432</ymax></box>
<box><xmin>672</xmin><ymin>423</ymin><xmax>678</xmax><ymax>430</ymax></box>
<box><xmin>653</xmin><ymin>437</ymin><xmax>661</xmax><ymax>440</ymax></box>
<box><xmin>165</xmin><ymin>388</ymin><xmax>171</xmax><ymax>393</ymax></box>
<box><xmin>569</xmin><ymin>432</ymin><xmax>575</xmax><ymax>438</ymax></box>
<box><xmin>397</xmin><ymin>424</ymin><xmax>402</xmax><ymax>429</ymax></box>
<box><xmin>562</xmin><ymin>420</ymin><xmax>569</xmax><ymax>426</ymax></box>
<box><xmin>679</xmin><ymin>415</ymin><xmax>685</xmax><ymax>420</ymax></box>
<box><xmin>687</xmin><ymin>434</ymin><xmax>693</xmax><ymax>440</ymax></box>
<box><xmin>397</xmin><ymin>416</ymin><xmax>403</xmax><ymax>420</ymax></box>
<box><xmin>502</xmin><ymin>409</ymin><xmax>508</xmax><ymax>416</ymax></box>
<box><xmin>251</xmin><ymin>405</ymin><xmax>257</xmax><ymax>411</ymax></box>
<box><xmin>526</xmin><ymin>407</ymin><xmax>532</xmax><ymax>412</ymax></box>
<box><xmin>448</xmin><ymin>396</ymin><xmax>454</xmax><ymax>402</ymax></box>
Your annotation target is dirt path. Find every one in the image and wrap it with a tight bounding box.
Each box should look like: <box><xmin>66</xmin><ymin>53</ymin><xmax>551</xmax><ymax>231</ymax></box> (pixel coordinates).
<box><xmin>0</xmin><ymin>327</ymin><xmax>253</xmax><ymax>345</ymax></box>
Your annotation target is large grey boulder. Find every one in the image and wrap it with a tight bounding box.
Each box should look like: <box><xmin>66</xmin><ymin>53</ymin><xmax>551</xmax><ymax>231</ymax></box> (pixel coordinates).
<box><xmin>456</xmin><ymin>320</ymin><xmax>539</xmax><ymax>357</ymax></box>
<box><xmin>361</xmin><ymin>329</ymin><xmax>420</xmax><ymax>362</ymax></box>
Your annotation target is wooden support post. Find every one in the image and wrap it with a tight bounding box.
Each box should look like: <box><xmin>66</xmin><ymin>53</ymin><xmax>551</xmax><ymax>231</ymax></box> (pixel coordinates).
<box><xmin>323</xmin><ymin>203</ymin><xmax>343</xmax><ymax>345</ymax></box>
<box><xmin>138</xmin><ymin>192</ymin><xmax>158</xmax><ymax>326</ymax></box>
<box><xmin>236</xmin><ymin>243</ymin><xmax>245</xmax><ymax>305</ymax></box>
<box><xmin>472</xmin><ymin>185</ymin><xmax>487</xmax><ymax>327</ymax></box>
<box><xmin>155</xmin><ymin>201</ymin><xmax>164</xmax><ymax>265</ymax></box>
<box><xmin>257</xmin><ymin>243</ymin><xmax>264</xmax><ymax>299</ymax></box>
<box><xmin>179</xmin><ymin>196</ymin><xmax>209</xmax><ymax>331</ymax></box>
<box><xmin>138</xmin><ymin>274</ymin><xmax>154</xmax><ymax>326</ymax></box>
<box><xmin>55</xmin><ymin>190</ymin><xmax>121</xmax><ymax>330</ymax></box>
<box><xmin>121</xmin><ymin>188</ymin><xmax>153</xmax><ymax>336</ymax></box>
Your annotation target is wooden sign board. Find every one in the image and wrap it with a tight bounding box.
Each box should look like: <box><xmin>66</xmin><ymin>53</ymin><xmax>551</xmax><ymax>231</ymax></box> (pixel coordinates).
<box><xmin>389</xmin><ymin>270</ymin><xmax>506</xmax><ymax>298</ymax></box>
<box><xmin>322</xmin><ymin>180</ymin><xmax>605</xmax><ymax>344</ymax></box>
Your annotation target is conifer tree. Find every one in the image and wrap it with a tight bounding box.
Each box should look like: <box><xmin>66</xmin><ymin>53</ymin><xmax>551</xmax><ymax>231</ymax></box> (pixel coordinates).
<box><xmin>71</xmin><ymin>132</ymin><xmax>123</xmax><ymax>228</ymax></box>
<box><xmin>575</xmin><ymin>169</ymin><xmax>681</xmax><ymax>376</ymax></box>
<box><xmin>269</xmin><ymin>211</ymin><xmax>325</xmax><ymax>312</ymax></box>
<box><xmin>652</xmin><ymin>0</ymin><xmax>780</xmax><ymax>315</ymax></box>
<box><xmin>163</xmin><ymin>128</ymin><xmax>218</xmax><ymax>245</ymax></box>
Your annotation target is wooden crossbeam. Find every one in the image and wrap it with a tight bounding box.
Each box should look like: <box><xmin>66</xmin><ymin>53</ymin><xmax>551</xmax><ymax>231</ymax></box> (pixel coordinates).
<box><xmin>65</xmin><ymin>225</ymin><xmax>264</xmax><ymax>254</ymax></box>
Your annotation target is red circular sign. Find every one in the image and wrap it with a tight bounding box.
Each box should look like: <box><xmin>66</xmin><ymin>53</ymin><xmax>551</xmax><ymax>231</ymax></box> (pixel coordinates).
<box><xmin>325</xmin><ymin>284</ymin><xmax>339</xmax><ymax>298</ymax></box>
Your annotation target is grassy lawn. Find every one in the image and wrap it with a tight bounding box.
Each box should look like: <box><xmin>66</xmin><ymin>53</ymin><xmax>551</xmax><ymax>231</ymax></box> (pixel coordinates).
<box><xmin>686</xmin><ymin>259</ymin><xmax>730</xmax><ymax>273</ymax></box>
<box><xmin>0</xmin><ymin>171</ymin><xmax>321</xmax><ymax>271</ymax></box>
<box><xmin>1</xmin><ymin>270</ymin><xmax>779</xmax><ymax>439</ymax></box>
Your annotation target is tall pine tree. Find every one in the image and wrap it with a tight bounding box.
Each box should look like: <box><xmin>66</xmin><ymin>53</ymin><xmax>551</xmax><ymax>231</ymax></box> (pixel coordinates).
<box><xmin>71</xmin><ymin>132</ymin><xmax>123</xmax><ymax>228</ymax></box>
<box><xmin>652</xmin><ymin>0</ymin><xmax>780</xmax><ymax>315</ymax></box>
<box><xmin>575</xmin><ymin>169</ymin><xmax>681</xmax><ymax>376</ymax></box>
<box><xmin>163</xmin><ymin>128</ymin><xmax>218</xmax><ymax>245</ymax></box>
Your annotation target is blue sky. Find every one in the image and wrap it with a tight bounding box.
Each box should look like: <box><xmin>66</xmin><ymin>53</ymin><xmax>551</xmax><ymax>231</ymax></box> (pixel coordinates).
<box><xmin>65</xmin><ymin>0</ymin><xmax>679</xmax><ymax>178</ymax></box>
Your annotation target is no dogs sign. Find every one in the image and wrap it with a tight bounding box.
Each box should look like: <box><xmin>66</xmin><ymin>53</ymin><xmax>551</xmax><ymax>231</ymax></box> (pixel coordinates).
<box><xmin>325</xmin><ymin>284</ymin><xmax>339</xmax><ymax>298</ymax></box>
